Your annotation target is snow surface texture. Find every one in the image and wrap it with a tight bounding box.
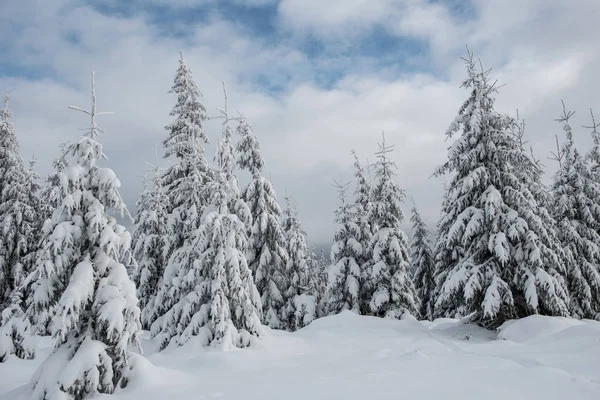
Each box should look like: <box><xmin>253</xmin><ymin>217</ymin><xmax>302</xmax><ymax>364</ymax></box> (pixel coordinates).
<box><xmin>2</xmin><ymin>312</ymin><xmax>599</xmax><ymax>399</ymax></box>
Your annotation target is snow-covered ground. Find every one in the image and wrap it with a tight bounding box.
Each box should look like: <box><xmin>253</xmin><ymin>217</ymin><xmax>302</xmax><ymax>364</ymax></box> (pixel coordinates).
<box><xmin>2</xmin><ymin>311</ymin><xmax>600</xmax><ymax>399</ymax></box>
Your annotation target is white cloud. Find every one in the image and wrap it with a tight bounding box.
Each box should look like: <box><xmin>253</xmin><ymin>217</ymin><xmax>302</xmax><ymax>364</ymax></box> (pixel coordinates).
<box><xmin>278</xmin><ymin>0</ymin><xmax>393</xmax><ymax>35</ymax></box>
<box><xmin>110</xmin><ymin>0</ymin><xmax>278</xmax><ymax>9</ymax></box>
<box><xmin>276</xmin><ymin>0</ymin><xmax>462</xmax><ymax>57</ymax></box>
<box><xmin>1</xmin><ymin>0</ymin><xmax>600</xmax><ymax>245</ymax></box>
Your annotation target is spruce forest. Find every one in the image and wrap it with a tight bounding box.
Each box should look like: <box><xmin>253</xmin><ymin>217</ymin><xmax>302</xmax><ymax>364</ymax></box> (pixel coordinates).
<box><xmin>1</xmin><ymin>48</ymin><xmax>600</xmax><ymax>400</ymax></box>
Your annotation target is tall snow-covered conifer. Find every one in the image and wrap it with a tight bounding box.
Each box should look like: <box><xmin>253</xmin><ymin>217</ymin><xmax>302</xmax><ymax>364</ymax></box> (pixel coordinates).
<box><xmin>29</xmin><ymin>73</ymin><xmax>141</xmax><ymax>399</ymax></box>
<box><xmin>326</xmin><ymin>179</ymin><xmax>362</xmax><ymax>315</ymax></box>
<box><xmin>551</xmin><ymin>104</ymin><xmax>600</xmax><ymax>320</ymax></box>
<box><xmin>39</xmin><ymin>144</ymin><xmax>71</xmax><ymax>223</ymax></box>
<box><xmin>364</xmin><ymin>133</ymin><xmax>418</xmax><ymax>319</ymax></box>
<box><xmin>410</xmin><ymin>204</ymin><xmax>436</xmax><ymax>320</ymax></box>
<box><xmin>235</xmin><ymin>118</ymin><xmax>288</xmax><ymax>328</ymax></box>
<box><xmin>281</xmin><ymin>198</ymin><xmax>316</xmax><ymax>330</ymax></box>
<box><xmin>149</xmin><ymin>51</ymin><xmax>211</xmax><ymax>328</ymax></box>
<box><xmin>0</xmin><ymin>93</ymin><xmax>45</xmax><ymax>360</ymax></box>
<box><xmin>351</xmin><ymin>150</ymin><xmax>373</xmax><ymax>252</ymax></box>
<box><xmin>433</xmin><ymin>51</ymin><xmax>569</xmax><ymax>327</ymax></box>
<box><xmin>28</xmin><ymin>157</ymin><xmax>51</xmax><ymax>242</ymax></box>
<box><xmin>351</xmin><ymin>150</ymin><xmax>374</xmax><ymax>314</ymax></box>
<box><xmin>307</xmin><ymin>248</ymin><xmax>328</xmax><ymax>317</ymax></box>
<box><xmin>511</xmin><ymin>114</ymin><xmax>570</xmax><ymax>314</ymax></box>
<box><xmin>0</xmin><ymin>93</ymin><xmax>43</xmax><ymax>310</ymax></box>
<box><xmin>28</xmin><ymin>150</ymin><xmax>71</xmax><ymax>336</ymax></box>
<box><xmin>152</xmin><ymin>85</ymin><xmax>262</xmax><ymax>350</ymax></box>
<box><xmin>131</xmin><ymin>175</ymin><xmax>151</xmax><ymax>285</ymax></box>
<box><xmin>132</xmin><ymin>158</ymin><xmax>170</xmax><ymax>330</ymax></box>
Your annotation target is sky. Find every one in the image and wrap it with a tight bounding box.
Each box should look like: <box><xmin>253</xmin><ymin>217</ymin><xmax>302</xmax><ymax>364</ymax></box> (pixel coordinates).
<box><xmin>1</xmin><ymin>0</ymin><xmax>599</xmax><ymax>246</ymax></box>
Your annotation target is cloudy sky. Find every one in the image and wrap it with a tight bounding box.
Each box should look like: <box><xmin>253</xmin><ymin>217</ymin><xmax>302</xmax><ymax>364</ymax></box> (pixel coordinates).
<box><xmin>1</xmin><ymin>0</ymin><xmax>599</xmax><ymax>246</ymax></box>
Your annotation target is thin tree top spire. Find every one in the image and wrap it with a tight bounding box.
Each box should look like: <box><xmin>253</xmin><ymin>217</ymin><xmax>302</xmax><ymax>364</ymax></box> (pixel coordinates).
<box><xmin>555</xmin><ymin>100</ymin><xmax>576</xmax><ymax>142</ymax></box>
<box><xmin>583</xmin><ymin>109</ymin><xmax>600</xmax><ymax>132</ymax></box>
<box><xmin>284</xmin><ymin>194</ymin><xmax>299</xmax><ymax>218</ymax></box>
<box><xmin>365</xmin><ymin>157</ymin><xmax>373</xmax><ymax>184</ymax></box>
<box><xmin>350</xmin><ymin>149</ymin><xmax>359</xmax><ymax>164</ymax></box>
<box><xmin>351</xmin><ymin>149</ymin><xmax>370</xmax><ymax>187</ymax></box>
<box><xmin>583</xmin><ymin>108</ymin><xmax>600</xmax><ymax>147</ymax></box>
<box><xmin>29</xmin><ymin>152</ymin><xmax>38</xmax><ymax>170</ymax></box>
<box><xmin>555</xmin><ymin>100</ymin><xmax>576</xmax><ymax>125</ymax></box>
<box><xmin>212</xmin><ymin>81</ymin><xmax>242</xmax><ymax>173</ymax></box>
<box><xmin>212</xmin><ymin>81</ymin><xmax>242</xmax><ymax>125</ymax></box>
<box><xmin>332</xmin><ymin>175</ymin><xmax>350</xmax><ymax>204</ymax></box>
<box><xmin>235</xmin><ymin>114</ymin><xmax>264</xmax><ymax>177</ymax></box>
<box><xmin>351</xmin><ymin>149</ymin><xmax>369</xmax><ymax>178</ymax></box>
<box><xmin>375</xmin><ymin>131</ymin><xmax>397</xmax><ymax>176</ymax></box>
<box><xmin>3</xmin><ymin>90</ymin><xmax>11</xmax><ymax>108</ymax></box>
<box><xmin>144</xmin><ymin>144</ymin><xmax>164</xmax><ymax>176</ymax></box>
<box><xmin>220</xmin><ymin>80</ymin><xmax>228</xmax><ymax>120</ymax></box>
<box><xmin>549</xmin><ymin>100</ymin><xmax>576</xmax><ymax>167</ymax></box>
<box><xmin>584</xmin><ymin>108</ymin><xmax>600</xmax><ymax>172</ymax></box>
<box><xmin>68</xmin><ymin>72</ymin><xmax>113</xmax><ymax>139</ymax></box>
<box><xmin>512</xmin><ymin>109</ymin><xmax>529</xmax><ymax>151</ymax></box>
<box><xmin>0</xmin><ymin>91</ymin><xmax>13</xmax><ymax>126</ymax></box>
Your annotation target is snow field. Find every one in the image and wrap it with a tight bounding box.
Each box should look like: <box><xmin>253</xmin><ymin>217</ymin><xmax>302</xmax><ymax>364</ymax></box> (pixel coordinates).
<box><xmin>2</xmin><ymin>311</ymin><xmax>599</xmax><ymax>400</ymax></box>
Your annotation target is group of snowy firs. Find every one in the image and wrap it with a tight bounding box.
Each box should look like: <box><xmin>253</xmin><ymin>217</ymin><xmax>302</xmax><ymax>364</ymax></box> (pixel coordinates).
<box><xmin>1</xmin><ymin>48</ymin><xmax>600</xmax><ymax>397</ymax></box>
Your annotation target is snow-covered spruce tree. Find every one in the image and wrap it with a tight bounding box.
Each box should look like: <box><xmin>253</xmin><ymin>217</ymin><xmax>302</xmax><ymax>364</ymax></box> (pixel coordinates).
<box><xmin>131</xmin><ymin>176</ymin><xmax>151</xmax><ymax>287</ymax></box>
<box><xmin>27</xmin><ymin>154</ymin><xmax>51</xmax><ymax>215</ymax></box>
<box><xmin>0</xmin><ymin>95</ymin><xmax>45</xmax><ymax>358</ymax></box>
<box><xmin>352</xmin><ymin>150</ymin><xmax>377</xmax><ymax>314</ymax></box>
<box><xmin>235</xmin><ymin>117</ymin><xmax>288</xmax><ymax>328</ymax></box>
<box><xmin>0</xmin><ymin>289</ymin><xmax>35</xmax><ymax>362</ymax></box>
<box><xmin>29</xmin><ymin>73</ymin><xmax>141</xmax><ymax>399</ymax></box>
<box><xmin>281</xmin><ymin>197</ymin><xmax>316</xmax><ymax>330</ymax></box>
<box><xmin>44</xmin><ymin>144</ymin><xmax>71</xmax><ymax>212</ymax></box>
<box><xmin>363</xmin><ymin>133</ymin><xmax>419</xmax><ymax>319</ymax></box>
<box><xmin>148</xmin><ymin>51</ymin><xmax>212</xmax><ymax>329</ymax></box>
<box><xmin>551</xmin><ymin>104</ymin><xmax>600</xmax><ymax>320</ymax></box>
<box><xmin>0</xmin><ymin>93</ymin><xmax>44</xmax><ymax>311</ymax></box>
<box><xmin>351</xmin><ymin>150</ymin><xmax>373</xmax><ymax>252</ymax></box>
<box><xmin>152</xmin><ymin>86</ymin><xmax>262</xmax><ymax>350</ymax></box>
<box><xmin>307</xmin><ymin>248</ymin><xmax>328</xmax><ymax>317</ymax></box>
<box><xmin>410</xmin><ymin>204</ymin><xmax>436</xmax><ymax>321</ymax></box>
<box><xmin>433</xmin><ymin>51</ymin><xmax>569</xmax><ymax>328</ymax></box>
<box><xmin>511</xmin><ymin>113</ymin><xmax>571</xmax><ymax>312</ymax></box>
<box><xmin>132</xmin><ymin>162</ymin><xmax>170</xmax><ymax>330</ymax></box>
<box><xmin>29</xmin><ymin>150</ymin><xmax>71</xmax><ymax>336</ymax></box>
<box><xmin>350</xmin><ymin>150</ymin><xmax>374</xmax><ymax>314</ymax></box>
<box><xmin>326</xmin><ymin>179</ymin><xmax>363</xmax><ymax>315</ymax></box>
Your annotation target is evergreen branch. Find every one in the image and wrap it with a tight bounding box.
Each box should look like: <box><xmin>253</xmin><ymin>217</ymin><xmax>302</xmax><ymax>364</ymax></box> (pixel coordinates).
<box><xmin>68</xmin><ymin>106</ymin><xmax>90</xmax><ymax>115</ymax></box>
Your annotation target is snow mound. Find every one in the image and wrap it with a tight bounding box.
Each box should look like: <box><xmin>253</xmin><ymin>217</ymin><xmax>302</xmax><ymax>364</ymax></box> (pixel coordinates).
<box><xmin>498</xmin><ymin>315</ymin><xmax>587</xmax><ymax>343</ymax></box>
